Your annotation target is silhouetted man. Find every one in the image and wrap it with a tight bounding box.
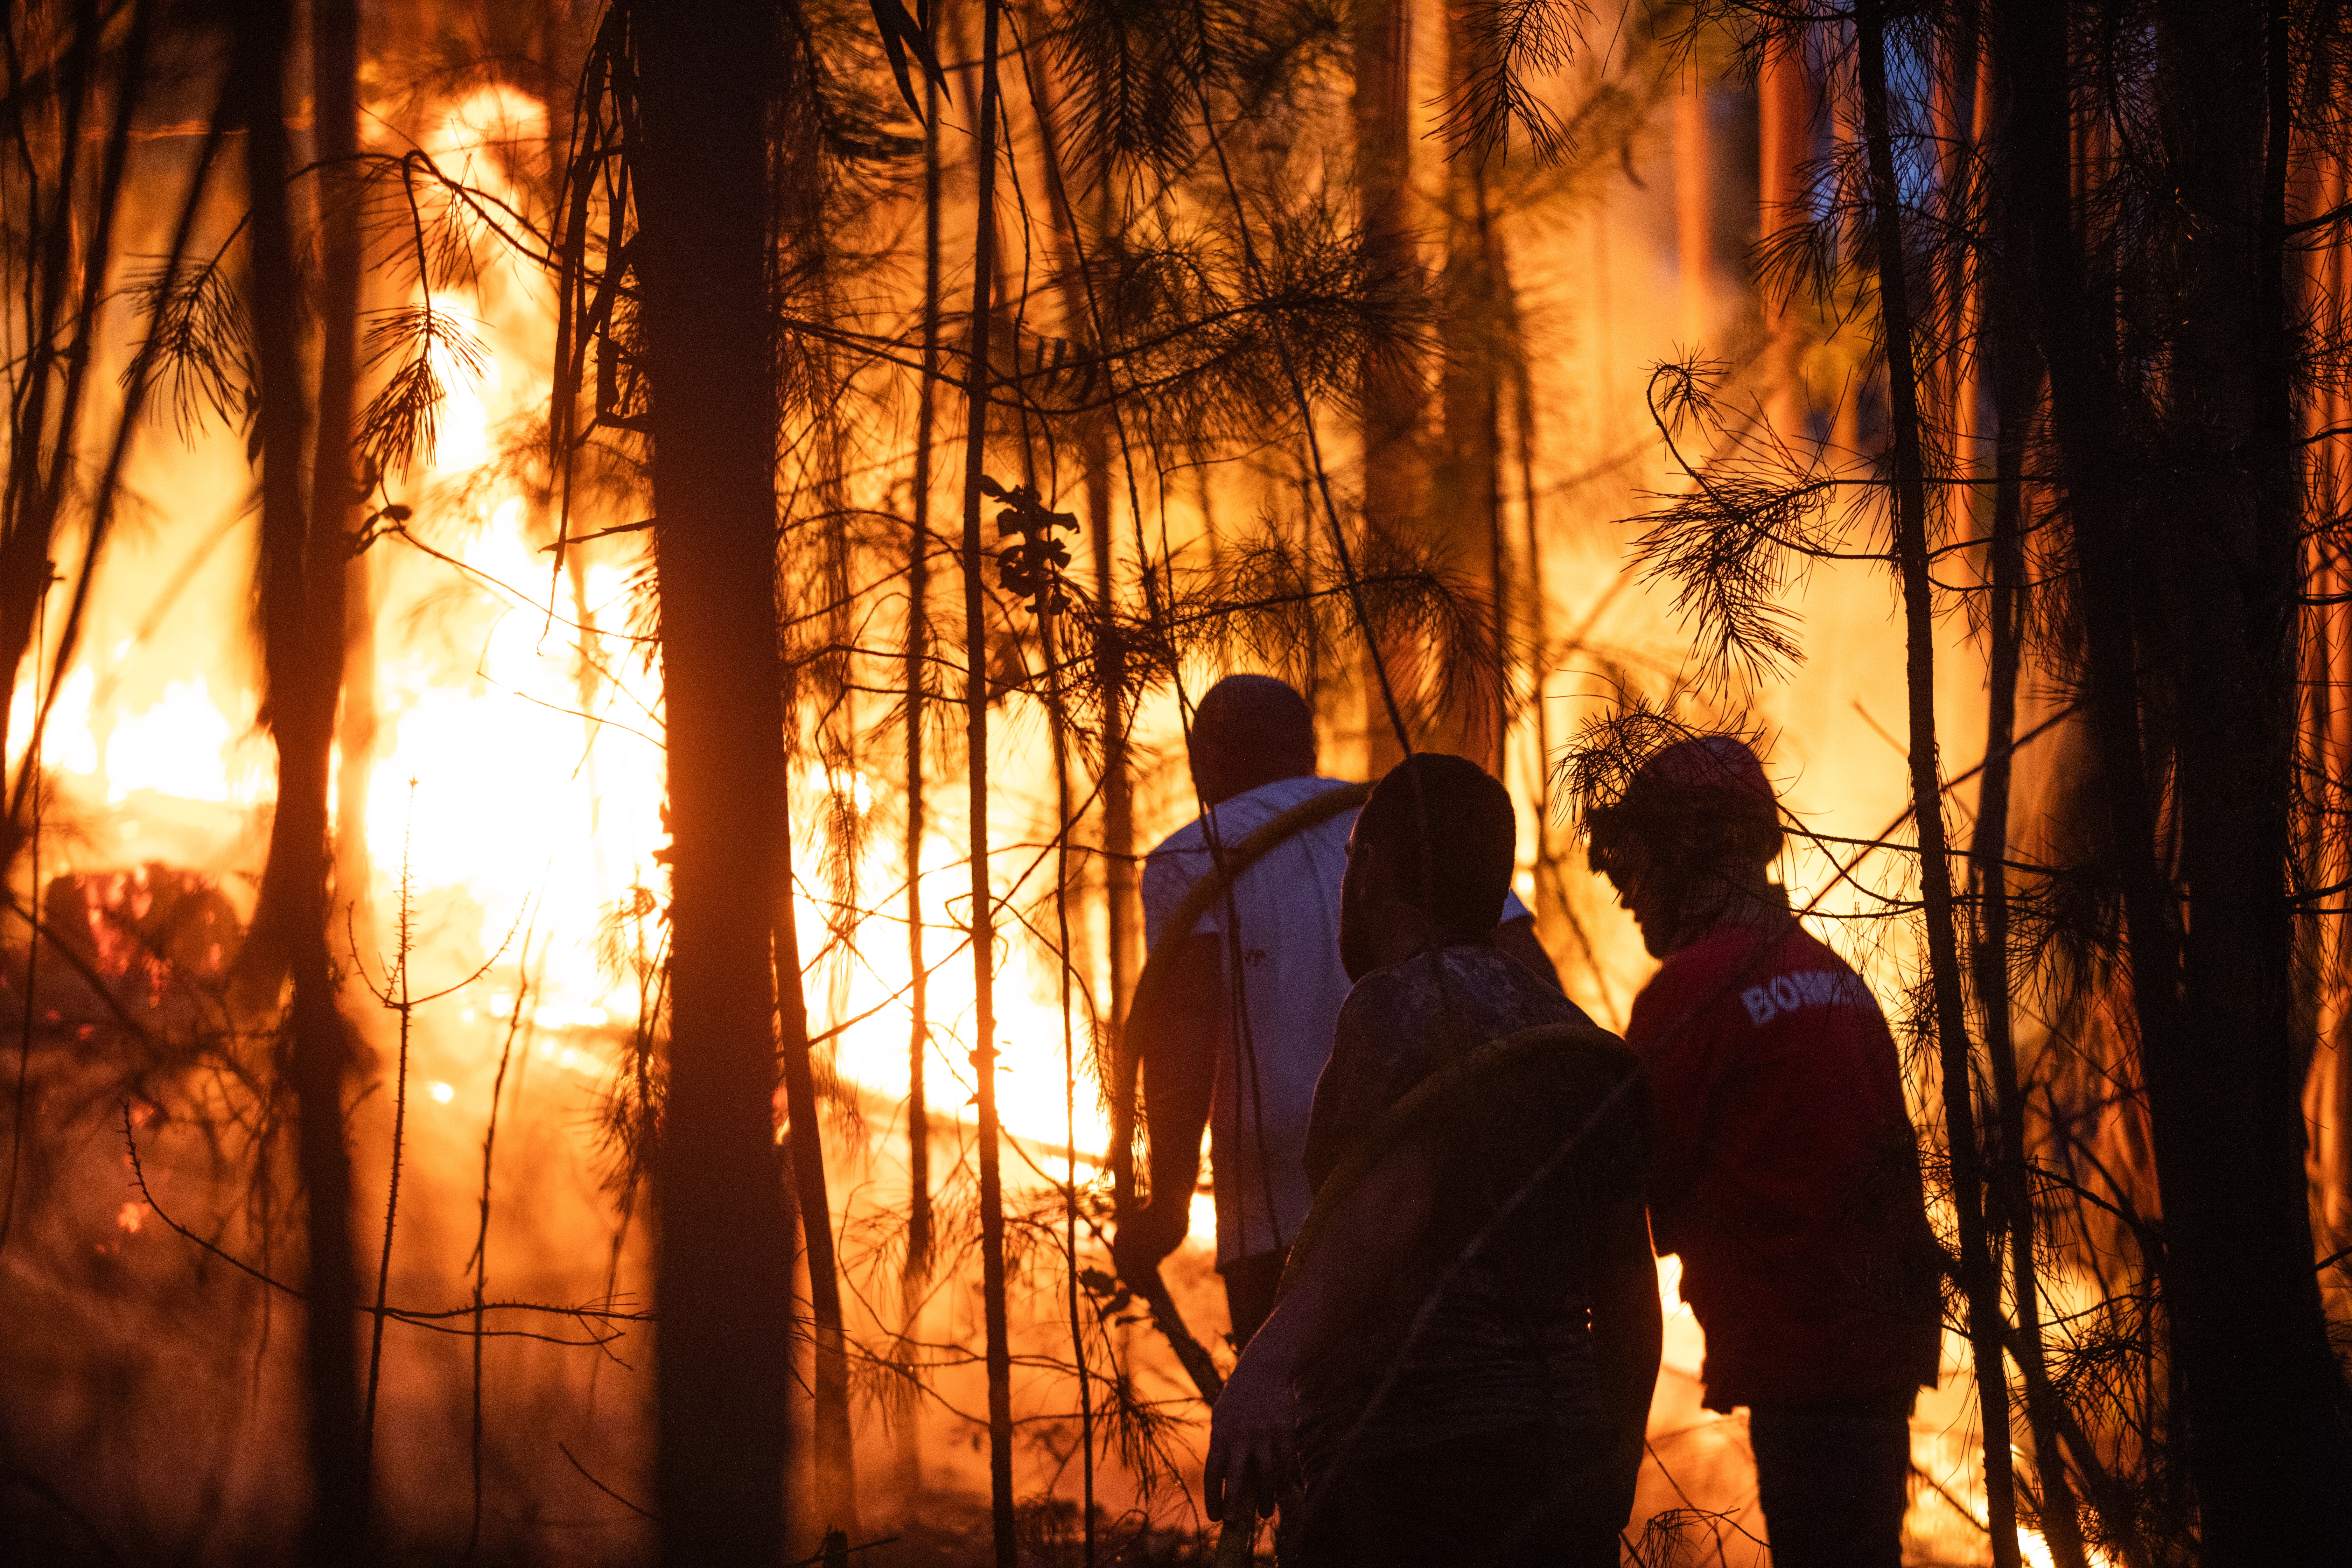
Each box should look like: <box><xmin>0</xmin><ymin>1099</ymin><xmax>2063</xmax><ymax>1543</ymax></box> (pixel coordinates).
<box><xmin>1116</xmin><ymin>675</ymin><xmax>1558</xmax><ymax>1346</ymax></box>
<box><xmin>1588</xmin><ymin>735</ymin><xmax>1941</xmax><ymax>1568</ymax></box>
<box><xmin>1206</xmin><ymin>754</ymin><xmax>1658</xmax><ymax>1567</ymax></box>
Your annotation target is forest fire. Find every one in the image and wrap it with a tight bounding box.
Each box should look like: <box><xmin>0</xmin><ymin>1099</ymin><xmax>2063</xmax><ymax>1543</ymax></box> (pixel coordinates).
<box><xmin>5</xmin><ymin>2</ymin><xmax>2352</xmax><ymax>1567</ymax></box>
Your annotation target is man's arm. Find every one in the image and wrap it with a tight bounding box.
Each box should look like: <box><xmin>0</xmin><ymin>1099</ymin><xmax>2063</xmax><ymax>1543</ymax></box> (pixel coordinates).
<box><xmin>1113</xmin><ymin>932</ymin><xmax>1223</xmax><ymax>1280</ymax></box>
<box><xmin>1497</xmin><ymin>914</ymin><xmax>1563</xmax><ymax>992</ymax></box>
<box><xmin>1203</xmin><ymin>1141</ymin><xmax>1433</xmax><ymax>1523</ymax></box>
<box><xmin>1587</xmin><ymin>1188</ymin><xmax>1662</xmax><ymax>1526</ymax></box>
<box><xmin>1622</xmin><ymin>974</ymin><xmax>1714</xmax><ymax>1246</ymax></box>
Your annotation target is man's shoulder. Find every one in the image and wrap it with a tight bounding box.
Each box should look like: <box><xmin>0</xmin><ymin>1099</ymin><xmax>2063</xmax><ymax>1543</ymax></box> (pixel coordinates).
<box><xmin>1340</xmin><ymin>945</ymin><xmax>1586</xmax><ymax>1043</ymax></box>
<box><xmin>1333</xmin><ymin>958</ymin><xmax>1406</xmax><ymax>1037</ymax></box>
<box><xmin>1451</xmin><ymin>943</ymin><xmax>1594</xmax><ymax>1027</ymax></box>
<box><xmin>1650</xmin><ymin>918</ymin><xmax>1807</xmax><ymax>989</ymax></box>
<box><xmin>1143</xmin><ymin>774</ymin><xmax>1356</xmax><ymax>862</ymax></box>
<box><xmin>1646</xmin><ymin>920</ymin><xmax>1882</xmax><ymax>1033</ymax></box>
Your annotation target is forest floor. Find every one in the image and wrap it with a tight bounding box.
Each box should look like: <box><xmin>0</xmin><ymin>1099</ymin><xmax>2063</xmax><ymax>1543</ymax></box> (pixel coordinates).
<box><xmin>869</xmin><ymin>1488</ymin><xmax>1239</xmax><ymax>1567</ymax></box>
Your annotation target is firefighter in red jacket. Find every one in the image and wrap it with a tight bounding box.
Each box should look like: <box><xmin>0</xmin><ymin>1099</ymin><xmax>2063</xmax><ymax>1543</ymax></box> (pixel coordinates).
<box><xmin>1586</xmin><ymin>735</ymin><xmax>1942</xmax><ymax>1568</ymax></box>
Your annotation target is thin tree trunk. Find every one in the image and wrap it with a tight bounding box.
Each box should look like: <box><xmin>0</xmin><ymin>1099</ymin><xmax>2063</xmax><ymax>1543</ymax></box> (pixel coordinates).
<box><xmin>464</xmin><ymin>966</ymin><xmax>526</xmax><ymax>1563</ymax></box>
<box><xmin>1971</xmin><ymin>13</ymin><xmax>2151</xmax><ymax>1555</ymax></box>
<box><xmin>1016</xmin><ymin>0</ymin><xmax>1136</xmax><ymax>1034</ymax></box>
<box><xmin>958</xmin><ymin>4</ymin><xmax>1019</xmax><ymax>1560</ymax></box>
<box><xmin>2312</xmin><ymin>152</ymin><xmax>2352</xmax><ymax>1295</ymax></box>
<box><xmin>1091</xmin><ymin>432</ymin><xmax>1135</xmax><ymax>1026</ymax></box>
<box><xmin>236</xmin><ymin>0</ymin><xmax>368</xmax><ymax>1559</ymax></box>
<box><xmin>1758</xmin><ymin>41</ymin><xmax>1807</xmax><ymax>441</ymax></box>
<box><xmin>1020</xmin><ymin>34</ymin><xmax>1101</xmax><ymax>1556</ymax></box>
<box><xmin>1830</xmin><ymin>39</ymin><xmax>1864</xmax><ymax>461</ymax></box>
<box><xmin>1997</xmin><ymin>0</ymin><xmax>2352</xmax><ymax>1552</ymax></box>
<box><xmin>1973</xmin><ymin>348</ymin><xmax>2088</xmax><ymax>1568</ymax></box>
<box><xmin>1435</xmin><ymin>4</ymin><xmax>1509</xmax><ymax>771</ymax></box>
<box><xmin>1357</xmin><ymin>0</ymin><xmax>1420</xmax><ymax>774</ymax></box>
<box><xmin>2314</xmin><ymin>138</ymin><xmax>2352</xmax><ymax>1260</ymax></box>
<box><xmin>777</xmin><ymin>872</ymin><xmax>858</xmax><ymax>1536</ymax></box>
<box><xmin>0</xmin><ymin>1</ymin><xmax>145</xmax><ymax>869</ymax></box>
<box><xmin>1675</xmin><ymin>63</ymin><xmax>1710</xmax><ymax>346</ymax></box>
<box><xmin>1852</xmin><ymin>6</ymin><xmax>2020</xmax><ymax>1564</ymax></box>
<box><xmin>0</xmin><ymin>5</ymin><xmax>97</xmax><ymax>820</ymax></box>
<box><xmin>2148</xmin><ymin>2</ymin><xmax>2352</xmax><ymax>1553</ymax></box>
<box><xmin>334</xmin><ymin>569</ymin><xmax>376</xmax><ymax>933</ymax></box>
<box><xmin>1938</xmin><ymin>7</ymin><xmax>1983</xmax><ymax>523</ymax></box>
<box><xmin>630</xmin><ymin>2</ymin><xmax>797</xmax><ymax>1561</ymax></box>
<box><xmin>899</xmin><ymin>26</ymin><xmax>941</xmax><ymax>1504</ymax></box>
<box><xmin>314</xmin><ymin>0</ymin><xmax>369</xmax><ymax>943</ymax></box>
<box><xmin>1998</xmin><ymin>0</ymin><xmax>2204</xmax><ymax>1503</ymax></box>
<box><xmin>1406</xmin><ymin>3</ymin><xmax>1511</xmax><ymax>772</ymax></box>
<box><xmin>1040</xmin><ymin>610</ymin><xmax>1096</xmax><ymax>1568</ymax></box>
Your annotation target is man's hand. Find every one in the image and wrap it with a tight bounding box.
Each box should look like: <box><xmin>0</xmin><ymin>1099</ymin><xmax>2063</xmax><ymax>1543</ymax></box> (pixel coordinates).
<box><xmin>1112</xmin><ymin>1194</ymin><xmax>1189</xmax><ymax>1285</ymax></box>
<box><xmin>1588</xmin><ymin>1188</ymin><xmax>1662</xmax><ymax>1526</ymax></box>
<box><xmin>1204</xmin><ymin>1348</ymin><xmax>1297</xmax><ymax>1524</ymax></box>
<box><xmin>1122</xmin><ymin>932</ymin><xmax>1220</xmax><ymax>1286</ymax></box>
<box><xmin>1201</xmin><ymin>1143</ymin><xmax>1428</xmax><ymax>1528</ymax></box>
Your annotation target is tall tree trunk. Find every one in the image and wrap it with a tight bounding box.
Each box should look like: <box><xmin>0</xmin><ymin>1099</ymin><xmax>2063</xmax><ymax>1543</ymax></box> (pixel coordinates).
<box><xmin>0</xmin><ymin>6</ymin><xmax>95</xmax><ymax>822</ymax></box>
<box><xmin>315</xmin><ymin>0</ymin><xmax>371</xmax><ymax>955</ymax></box>
<box><xmin>1017</xmin><ymin>51</ymin><xmax>1114</xmax><ymax>1544</ymax></box>
<box><xmin>1830</xmin><ymin>38</ymin><xmax>1864</xmax><ymax>460</ymax></box>
<box><xmin>1039</xmin><ymin>608</ymin><xmax>1097</xmax><ymax>1568</ymax></box>
<box><xmin>1675</xmin><ymin>63</ymin><xmax>1711</xmax><ymax>346</ymax></box>
<box><xmin>1853</xmin><ymin>6</ymin><xmax>2021</xmax><ymax>1564</ymax></box>
<box><xmin>236</xmin><ymin>0</ymin><xmax>369</xmax><ymax>1559</ymax></box>
<box><xmin>1434</xmin><ymin>2</ymin><xmax>1508</xmax><ymax>771</ymax></box>
<box><xmin>1089</xmin><ymin>406</ymin><xmax>1135</xmax><ymax>1022</ymax></box>
<box><xmin>1938</xmin><ymin>7</ymin><xmax>1983</xmax><ymax>523</ymax></box>
<box><xmin>2310</xmin><ymin>151</ymin><xmax>2352</xmax><ymax>1298</ymax></box>
<box><xmin>1965</xmin><ymin>12</ymin><xmax>2090</xmax><ymax>1554</ymax></box>
<box><xmin>1758</xmin><ymin>40</ymin><xmax>1807</xmax><ymax>441</ymax></box>
<box><xmin>630</xmin><ymin>3</ymin><xmax>797</xmax><ymax>1561</ymax></box>
<box><xmin>1357</xmin><ymin>0</ymin><xmax>1421</xmax><ymax>772</ymax></box>
<box><xmin>778</xmin><ymin>882</ymin><xmax>857</xmax><ymax>1537</ymax></box>
<box><xmin>1973</xmin><ymin>345</ymin><xmax>2091</xmax><ymax>1568</ymax></box>
<box><xmin>1997</xmin><ymin>0</ymin><xmax>2352</xmax><ymax>1554</ymax></box>
<box><xmin>1090</xmin><ymin>429</ymin><xmax>1135</xmax><ymax>1023</ymax></box>
<box><xmin>1503</xmin><ymin>270</ymin><xmax>1598</xmax><ymax>990</ymax></box>
<box><xmin>0</xmin><ymin>1</ymin><xmax>141</xmax><ymax>870</ymax></box>
<box><xmin>899</xmin><ymin>27</ymin><xmax>941</xmax><ymax>1504</ymax></box>
<box><xmin>1997</xmin><ymin>0</ymin><xmax>2202</xmax><ymax>1508</ymax></box>
<box><xmin>958</xmin><ymin>4</ymin><xmax>1019</xmax><ymax>1560</ymax></box>
<box><xmin>333</xmin><ymin>568</ymin><xmax>376</xmax><ymax>933</ymax></box>
<box><xmin>1017</xmin><ymin>0</ymin><xmax>1137</xmax><ymax>1035</ymax></box>
<box><xmin>2146</xmin><ymin>2</ymin><xmax>2352</xmax><ymax>1554</ymax></box>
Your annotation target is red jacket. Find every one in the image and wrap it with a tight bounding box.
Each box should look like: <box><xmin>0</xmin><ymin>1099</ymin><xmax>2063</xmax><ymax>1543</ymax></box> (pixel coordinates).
<box><xmin>1625</xmin><ymin>915</ymin><xmax>1943</xmax><ymax>1410</ymax></box>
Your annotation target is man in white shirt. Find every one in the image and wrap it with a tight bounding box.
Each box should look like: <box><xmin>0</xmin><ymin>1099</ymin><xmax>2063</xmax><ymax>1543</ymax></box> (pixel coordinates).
<box><xmin>1114</xmin><ymin>674</ymin><xmax>1558</xmax><ymax>1346</ymax></box>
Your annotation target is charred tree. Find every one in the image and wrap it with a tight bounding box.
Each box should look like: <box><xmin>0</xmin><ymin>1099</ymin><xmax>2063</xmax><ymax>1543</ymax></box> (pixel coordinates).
<box><xmin>1674</xmin><ymin>58</ymin><xmax>1712</xmax><ymax>347</ymax></box>
<box><xmin>959</xmin><ymin>1</ymin><xmax>1019</xmax><ymax>1559</ymax></box>
<box><xmin>233</xmin><ymin>0</ymin><xmax>369</xmax><ymax>1558</ymax></box>
<box><xmin>899</xmin><ymin>22</ymin><xmax>942</xmax><ymax>1500</ymax></box>
<box><xmin>1356</xmin><ymin>0</ymin><xmax>1422</xmax><ymax>772</ymax></box>
<box><xmin>778</xmin><ymin>890</ymin><xmax>858</xmax><ymax>1534</ymax></box>
<box><xmin>1018</xmin><ymin>0</ymin><xmax>1137</xmax><ymax>1035</ymax></box>
<box><xmin>629</xmin><ymin>1</ymin><xmax>797</xmax><ymax>1561</ymax></box>
<box><xmin>2142</xmin><ymin>0</ymin><xmax>2352</xmax><ymax>1551</ymax></box>
<box><xmin>1993</xmin><ymin>0</ymin><xmax>2352</xmax><ymax>1554</ymax></box>
<box><xmin>1973</xmin><ymin>232</ymin><xmax>2096</xmax><ymax>1568</ymax></box>
<box><xmin>1432</xmin><ymin>4</ymin><xmax>1510</xmax><ymax>772</ymax></box>
<box><xmin>315</xmin><ymin>0</ymin><xmax>370</xmax><ymax>952</ymax></box>
<box><xmin>1758</xmin><ymin>38</ymin><xmax>1808</xmax><ymax>439</ymax></box>
<box><xmin>0</xmin><ymin>3</ymin><xmax>149</xmax><ymax>869</ymax></box>
<box><xmin>1853</xmin><ymin>3</ymin><xmax>2021</xmax><ymax>1561</ymax></box>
